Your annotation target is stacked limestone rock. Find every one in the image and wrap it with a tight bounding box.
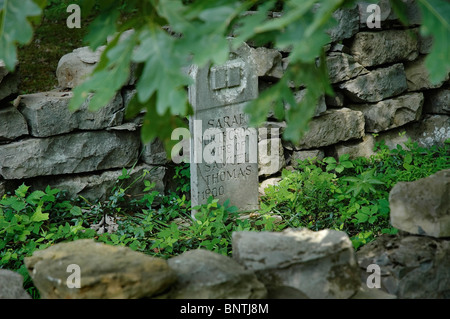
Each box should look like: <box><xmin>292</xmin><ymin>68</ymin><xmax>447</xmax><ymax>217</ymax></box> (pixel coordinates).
<box><xmin>0</xmin><ymin>0</ymin><xmax>448</xmax><ymax>200</ymax></box>
<box><xmin>0</xmin><ymin>60</ymin><xmax>21</xmax><ymax>196</ymax></box>
<box><xmin>256</xmin><ymin>0</ymin><xmax>449</xmax><ymax>184</ymax></box>
<box><xmin>0</xmin><ymin>47</ymin><xmax>166</xmax><ymax>201</ymax></box>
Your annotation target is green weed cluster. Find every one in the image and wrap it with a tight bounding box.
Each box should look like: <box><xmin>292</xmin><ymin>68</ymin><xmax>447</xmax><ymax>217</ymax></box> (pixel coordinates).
<box><xmin>260</xmin><ymin>138</ymin><xmax>450</xmax><ymax>249</ymax></box>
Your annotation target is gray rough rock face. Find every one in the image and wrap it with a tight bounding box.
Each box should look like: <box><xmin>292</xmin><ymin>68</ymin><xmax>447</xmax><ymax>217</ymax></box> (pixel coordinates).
<box><xmin>290</xmin><ymin>89</ymin><xmax>327</xmax><ymax>117</ymax></box>
<box><xmin>232</xmin><ymin>228</ymin><xmax>361</xmax><ymax>299</ymax></box>
<box><xmin>294</xmin><ymin>108</ymin><xmax>365</xmax><ymax>150</ymax></box>
<box><xmin>404</xmin><ymin>56</ymin><xmax>450</xmax><ymax>91</ymax></box>
<box><xmin>349</xmin><ymin>30</ymin><xmax>419</xmax><ymax>67</ymax></box>
<box><xmin>0</xmin><ymin>270</ymin><xmax>31</xmax><ymax>299</ymax></box>
<box><xmin>164</xmin><ymin>249</ymin><xmax>267</xmax><ymax>299</ymax></box>
<box><xmin>0</xmin><ymin>106</ymin><xmax>29</xmax><ymax>141</ymax></box>
<box><xmin>350</xmin><ymin>92</ymin><xmax>423</xmax><ymax>133</ymax></box>
<box><xmin>389</xmin><ymin>168</ymin><xmax>450</xmax><ymax>238</ymax></box>
<box><xmin>24</xmin><ymin>239</ymin><xmax>176</xmax><ymax>299</ymax></box>
<box><xmin>18</xmin><ymin>91</ymin><xmax>124</xmax><ymax>137</ymax></box>
<box><xmin>327</xmin><ymin>5</ymin><xmax>360</xmax><ymax>42</ymax></box>
<box><xmin>339</xmin><ymin>63</ymin><xmax>407</xmax><ymax>102</ymax></box>
<box><xmin>0</xmin><ymin>130</ymin><xmax>140</xmax><ymax>179</ymax></box>
<box><xmin>326</xmin><ymin>52</ymin><xmax>369</xmax><ymax>84</ymax></box>
<box><xmin>375</xmin><ymin>115</ymin><xmax>450</xmax><ymax>150</ymax></box>
<box><xmin>357</xmin><ymin>234</ymin><xmax>450</xmax><ymax>299</ymax></box>
<box><xmin>141</xmin><ymin>138</ymin><xmax>168</xmax><ymax>165</ymax></box>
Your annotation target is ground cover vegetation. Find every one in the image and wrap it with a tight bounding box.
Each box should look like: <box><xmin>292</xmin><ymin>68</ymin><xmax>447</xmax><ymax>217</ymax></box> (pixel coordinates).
<box><xmin>1</xmin><ymin>137</ymin><xmax>449</xmax><ymax>298</ymax></box>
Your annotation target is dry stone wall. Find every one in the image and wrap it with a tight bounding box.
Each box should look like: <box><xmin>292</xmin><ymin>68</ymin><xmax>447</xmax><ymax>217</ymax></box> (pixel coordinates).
<box><xmin>0</xmin><ymin>0</ymin><xmax>449</xmax><ymax>201</ymax></box>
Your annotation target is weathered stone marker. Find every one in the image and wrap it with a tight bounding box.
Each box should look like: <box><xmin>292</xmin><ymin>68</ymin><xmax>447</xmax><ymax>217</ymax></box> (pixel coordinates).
<box><xmin>188</xmin><ymin>47</ymin><xmax>259</xmax><ymax>214</ymax></box>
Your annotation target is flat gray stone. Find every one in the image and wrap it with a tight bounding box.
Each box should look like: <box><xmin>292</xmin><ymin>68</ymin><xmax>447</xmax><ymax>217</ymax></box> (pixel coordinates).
<box><xmin>375</xmin><ymin>114</ymin><xmax>450</xmax><ymax>149</ymax></box>
<box><xmin>293</xmin><ymin>108</ymin><xmax>365</xmax><ymax>150</ymax></box>
<box><xmin>258</xmin><ymin>138</ymin><xmax>285</xmax><ymax>176</ymax></box>
<box><xmin>350</xmin><ymin>92</ymin><xmax>423</xmax><ymax>133</ymax></box>
<box><xmin>334</xmin><ymin>135</ymin><xmax>376</xmax><ymax>160</ymax></box>
<box><xmin>0</xmin><ymin>106</ymin><xmax>29</xmax><ymax>141</ymax></box>
<box><xmin>0</xmin><ymin>130</ymin><xmax>140</xmax><ymax>179</ymax></box>
<box><xmin>141</xmin><ymin>138</ymin><xmax>168</xmax><ymax>165</ymax></box>
<box><xmin>18</xmin><ymin>91</ymin><xmax>123</xmax><ymax>137</ymax></box>
<box><xmin>339</xmin><ymin>63</ymin><xmax>407</xmax><ymax>103</ymax></box>
<box><xmin>327</xmin><ymin>52</ymin><xmax>369</xmax><ymax>84</ymax></box>
<box><xmin>349</xmin><ymin>30</ymin><xmax>419</xmax><ymax>67</ymax></box>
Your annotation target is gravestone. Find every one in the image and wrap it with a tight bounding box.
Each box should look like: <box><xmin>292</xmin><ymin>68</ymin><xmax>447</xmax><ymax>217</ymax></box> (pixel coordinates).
<box><xmin>188</xmin><ymin>46</ymin><xmax>259</xmax><ymax>215</ymax></box>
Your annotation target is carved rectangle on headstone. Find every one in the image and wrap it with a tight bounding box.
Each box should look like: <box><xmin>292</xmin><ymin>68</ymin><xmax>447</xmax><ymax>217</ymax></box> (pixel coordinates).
<box><xmin>189</xmin><ymin>49</ymin><xmax>259</xmax><ymax>213</ymax></box>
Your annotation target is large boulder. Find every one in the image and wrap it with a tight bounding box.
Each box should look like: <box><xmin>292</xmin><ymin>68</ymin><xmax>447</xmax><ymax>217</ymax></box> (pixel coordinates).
<box><xmin>356</xmin><ymin>234</ymin><xmax>450</xmax><ymax>299</ymax></box>
<box><xmin>24</xmin><ymin>239</ymin><xmax>176</xmax><ymax>299</ymax></box>
<box><xmin>0</xmin><ymin>270</ymin><xmax>31</xmax><ymax>299</ymax></box>
<box><xmin>164</xmin><ymin>249</ymin><xmax>267</xmax><ymax>299</ymax></box>
<box><xmin>389</xmin><ymin>169</ymin><xmax>450</xmax><ymax>238</ymax></box>
<box><xmin>232</xmin><ymin>228</ymin><xmax>361</xmax><ymax>299</ymax></box>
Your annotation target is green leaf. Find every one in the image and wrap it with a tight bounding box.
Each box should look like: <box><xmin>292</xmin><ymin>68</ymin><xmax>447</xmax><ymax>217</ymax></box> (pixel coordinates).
<box><xmin>417</xmin><ymin>0</ymin><xmax>450</xmax><ymax>83</ymax></box>
<box><xmin>70</xmin><ymin>206</ymin><xmax>82</xmax><ymax>216</ymax></box>
<box><xmin>30</xmin><ymin>204</ymin><xmax>49</xmax><ymax>222</ymax></box>
<box><xmin>0</xmin><ymin>0</ymin><xmax>42</xmax><ymax>70</ymax></box>
<box><xmin>26</xmin><ymin>190</ymin><xmax>45</xmax><ymax>205</ymax></box>
<box><xmin>15</xmin><ymin>184</ymin><xmax>30</xmax><ymax>198</ymax></box>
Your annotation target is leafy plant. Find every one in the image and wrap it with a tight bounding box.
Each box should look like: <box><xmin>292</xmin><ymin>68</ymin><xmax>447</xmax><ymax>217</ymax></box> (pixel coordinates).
<box><xmin>342</xmin><ymin>169</ymin><xmax>385</xmax><ymax>197</ymax></box>
<box><xmin>323</xmin><ymin>154</ymin><xmax>354</xmax><ymax>174</ymax></box>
